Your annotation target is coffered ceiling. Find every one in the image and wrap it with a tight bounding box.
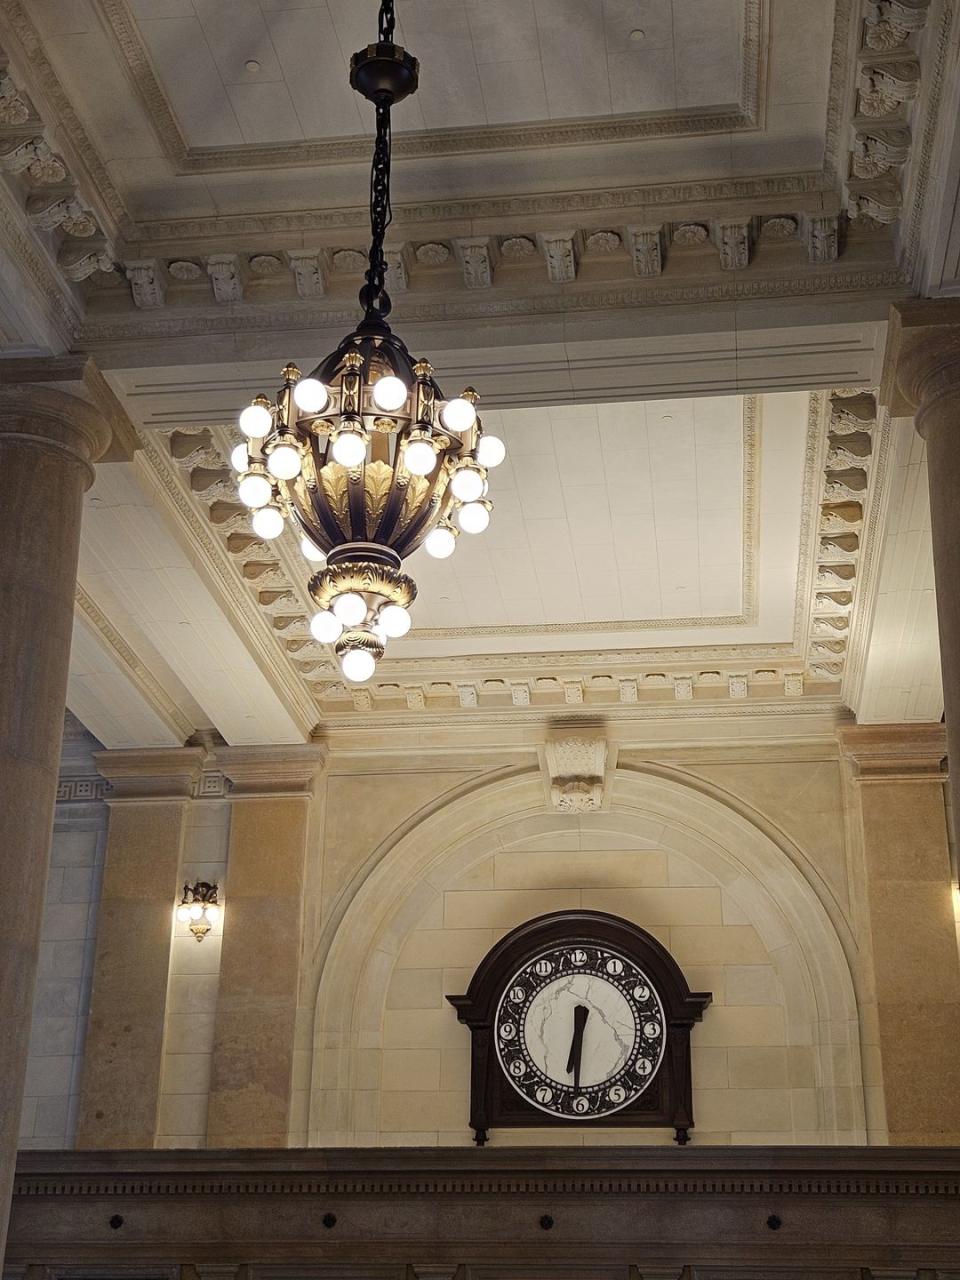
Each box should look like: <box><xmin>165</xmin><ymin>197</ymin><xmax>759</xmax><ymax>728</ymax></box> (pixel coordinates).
<box><xmin>0</xmin><ymin>0</ymin><xmax>952</xmax><ymax>748</ymax></box>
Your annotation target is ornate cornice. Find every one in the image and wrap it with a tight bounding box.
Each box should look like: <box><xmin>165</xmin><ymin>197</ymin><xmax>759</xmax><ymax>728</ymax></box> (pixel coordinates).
<box><xmin>134</xmin><ymin>433</ymin><xmax>320</xmax><ymax>739</ymax></box>
<box><xmin>17</xmin><ymin>1144</ymin><xmax>960</xmax><ymax>1194</ymax></box>
<box><xmin>838</xmin><ymin>721</ymin><xmax>948</xmax><ymax>779</ymax></box>
<box><xmin>74</xmin><ymin>584</ymin><xmax>194</xmax><ymax>744</ymax></box>
<box><xmin>78</xmin><ymin>266</ymin><xmax>908</xmax><ymax>347</ymax></box>
<box><xmin>0</xmin><ymin>178</ymin><xmax>80</xmax><ymax>343</ymax></box>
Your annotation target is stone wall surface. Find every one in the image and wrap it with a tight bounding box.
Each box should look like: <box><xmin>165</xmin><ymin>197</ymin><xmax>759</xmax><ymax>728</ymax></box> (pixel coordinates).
<box><xmin>19</xmin><ymin>727</ymin><xmax>960</xmax><ymax>1154</ymax></box>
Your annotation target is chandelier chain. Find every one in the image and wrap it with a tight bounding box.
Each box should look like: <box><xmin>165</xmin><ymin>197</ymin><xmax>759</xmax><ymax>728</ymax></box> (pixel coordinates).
<box><xmin>364</xmin><ymin>101</ymin><xmax>393</xmax><ymax>315</ymax></box>
<box><xmin>379</xmin><ymin>0</ymin><xmax>396</xmax><ymax>41</ymax></box>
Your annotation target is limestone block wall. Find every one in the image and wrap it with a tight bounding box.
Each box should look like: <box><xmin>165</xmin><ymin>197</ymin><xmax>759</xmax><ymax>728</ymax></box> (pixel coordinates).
<box><xmin>155</xmin><ymin>798</ymin><xmax>230</xmax><ymax>1148</ymax></box>
<box><xmin>19</xmin><ymin>801</ymin><xmax>106</xmax><ymax>1150</ymax></box>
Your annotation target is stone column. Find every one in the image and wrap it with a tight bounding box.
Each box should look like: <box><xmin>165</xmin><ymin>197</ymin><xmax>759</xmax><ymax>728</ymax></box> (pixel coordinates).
<box><xmin>0</xmin><ymin>387</ymin><xmax>111</xmax><ymax>1258</ymax></box>
<box><xmin>75</xmin><ymin>747</ymin><xmax>205</xmax><ymax>1148</ymax></box>
<box><xmin>206</xmin><ymin>745</ymin><xmax>323</xmax><ymax>1147</ymax></box>
<box><xmin>839</xmin><ymin>724</ymin><xmax>960</xmax><ymax>1144</ymax></box>
<box><xmin>881</xmin><ymin>299</ymin><xmax>960</xmax><ymax>829</ymax></box>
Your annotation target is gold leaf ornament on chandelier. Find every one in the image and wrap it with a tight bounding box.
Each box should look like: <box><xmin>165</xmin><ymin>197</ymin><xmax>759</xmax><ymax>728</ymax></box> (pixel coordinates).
<box><xmin>232</xmin><ymin>0</ymin><xmax>505</xmax><ymax>683</ymax></box>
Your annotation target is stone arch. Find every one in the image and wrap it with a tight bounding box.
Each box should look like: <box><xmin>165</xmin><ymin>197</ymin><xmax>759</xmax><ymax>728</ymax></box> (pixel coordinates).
<box><xmin>308</xmin><ymin>762</ymin><xmax>864</xmax><ymax>1144</ymax></box>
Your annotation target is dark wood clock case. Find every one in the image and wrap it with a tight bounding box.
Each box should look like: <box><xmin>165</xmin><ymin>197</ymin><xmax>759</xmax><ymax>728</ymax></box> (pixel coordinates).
<box><xmin>447</xmin><ymin>909</ymin><xmax>712</xmax><ymax>1146</ymax></box>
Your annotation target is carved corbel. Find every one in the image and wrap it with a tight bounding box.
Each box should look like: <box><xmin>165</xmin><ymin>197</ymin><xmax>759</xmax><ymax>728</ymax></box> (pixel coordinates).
<box><xmin>206</xmin><ymin>253</ymin><xmax>243</xmax><ymax>303</ymax></box>
<box><xmin>58</xmin><ymin>240</ymin><xmax>114</xmax><ymax>281</ymax></box>
<box><xmin>384</xmin><ymin>242</ymin><xmax>413</xmax><ymax>292</ymax></box>
<box><xmin>0</xmin><ymin>136</ymin><xmax>65</xmax><ymax>183</ymax></box>
<box><xmin>544</xmin><ymin>732</ymin><xmax>610</xmax><ymax>813</ymax></box>
<box><xmin>857</xmin><ymin>59</ymin><xmax>920</xmax><ymax>117</ymax></box>
<box><xmin>26</xmin><ymin>192</ymin><xmax>97</xmax><ymax>237</ymax></box>
<box><xmin>864</xmin><ymin>0</ymin><xmax>931</xmax><ymax>50</ymax></box>
<box><xmin>537</xmin><ymin>230</ymin><xmax>579</xmax><ymax>283</ymax></box>
<box><xmin>830</xmin><ymin>391</ymin><xmax>877</xmax><ymax>430</ymax></box>
<box><xmin>454</xmin><ymin>236</ymin><xmax>497</xmax><ymax>289</ymax></box>
<box><xmin>626</xmin><ymin>224</ymin><xmax>665</xmax><ymax>277</ymax></box>
<box><xmin>0</xmin><ymin>69</ymin><xmax>30</xmax><ymax>125</ymax></box>
<box><xmin>851</xmin><ymin>124</ymin><xmax>911</xmax><ymax>178</ymax></box>
<box><xmin>286</xmin><ymin>248</ymin><xmax>328</xmax><ymax>298</ymax></box>
<box><xmin>710</xmin><ymin>219</ymin><xmax>753</xmax><ymax>271</ymax></box>
<box><xmin>125</xmin><ymin>258</ymin><xmax>166</xmax><ymax>309</ymax></box>
<box><xmin>801</xmin><ymin>213</ymin><xmax>839</xmax><ymax>264</ymax></box>
<box><xmin>846</xmin><ymin>178</ymin><xmax>902</xmax><ymax>224</ymax></box>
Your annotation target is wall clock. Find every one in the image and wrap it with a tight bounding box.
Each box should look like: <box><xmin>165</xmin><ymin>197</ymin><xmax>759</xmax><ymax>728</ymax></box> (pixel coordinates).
<box><xmin>447</xmin><ymin>910</ymin><xmax>711</xmax><ymax>1145</ymax></box>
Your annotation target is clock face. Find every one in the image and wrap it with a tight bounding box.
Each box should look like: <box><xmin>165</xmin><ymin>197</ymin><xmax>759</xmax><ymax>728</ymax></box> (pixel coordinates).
<box><xmin>494</xmin><ymin>942</ymin><xmax>666</xmax><ymax>1119</ymax></box>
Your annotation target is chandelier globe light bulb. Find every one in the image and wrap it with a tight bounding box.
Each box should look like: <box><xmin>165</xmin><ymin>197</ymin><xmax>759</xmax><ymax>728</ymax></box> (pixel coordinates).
<box><xmin>239</xmin><ymin>401</ymin><xmax>272</xmax><ymax>437</ymax></box>
<box><xmin>293</xmin><ymin>377</ymin><xmax>329</xmax><ymax>413</ymax></box>
<box><xmin>332</xmin><ymin>592</ymin><xmax>367</xmax><ymax>627</ymax></box>
<box><xmin>237</xmin><ymin>472</ymin><xmax>272</xmax><ymax>509</ymax></box>
<box><xmin>341</xmin><ymin>647</ymin><xmax>376</xmax><ymax>683</ymax></box>
<box><xmin>300</xmin><ymin>535</ymin><xmax>327</xmax><ymax>564</ymax></box>
<box><xmin>176</xmin><ymin>904</ymin><xmax>191</xmax><ymax>923</ymax></box>
<box><xmin>331</xmin><ymin>428</ymin><xmax>367</xmax><ymax>467</ymax></box>
<box><xmin>266</xmin><ymin>441</ymin><xmax>302</xmax><ymax>480</ymax></box>
<box><xmin>476</xmin><ymin>434</ymin><xmax>506</xmax><ymax>468</ymax></box>
<box><xmin>310</xmin><ymin>610</ymin><xmax>343</xmax><ymax>643</ymax></box>
<box><xmin>372</xmin><ymin>374</ymin><xmax>408</xmax><ymax>412</ymax></box>
<box><xmin>425</xmin><ymin>524</ymin><xmax>457</xmax><ymax>559</ymax></box>
<box><xmin>450</xmin><ymin>464</ymin><xmax>485</xmax><ymax>503</ymax></box>
<box><xmin>404</xmin><ymin>437</ymin><xmax>437</xmax><ymax>476</ymax></box>
<box><xmin>441</xmin><ymin>396</ymin><xmax>477</xmax><ymax>432</ymax></box>
<box><xmin>251</xmin><ymin>505</ymin><xmax>284</xmax><ymax>539</ymax></box>
<box><xmin>379</xmin><ymin>603</ymin><xmax>412</xmax><ymax>638</ymax></box>
<box><xmin>457</xmin><ymin>500</ymin><xmax>490</xmax><ymax>534</ymax></box>
<box><xmin>230</xmin><ymin>442</ymin><xmax>249</xmax><ymax>472</ymax></box>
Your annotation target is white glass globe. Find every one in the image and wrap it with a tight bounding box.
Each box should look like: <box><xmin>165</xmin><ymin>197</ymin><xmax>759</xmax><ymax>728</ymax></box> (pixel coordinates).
<box><xmin>372</xmin><ymin>374</ymin><xmax>408</xmax><ymax>412</ymax></box>
<box><xmin>476</xmin><ymin>433</ymin><xmax>506</xmax><ymax>468</ymax></box>
<box><xmin>341</xmin><ymin>647</ymin><xmax>376</xmax><ymax>683</ymax></box>
<box><xmin>239</xmin><ymin>402</ymin><xmax>272</xmax><ymax>437</ymax></box>
<box><xmin>230</xmin><ymin>442</ymin><xmax>249</xmax><ymax>472</ymax></box>
<box><xmin>332</xmin><ymin>429</ymin><xmax>367</xmax><ymax>467</ymax></box>
<box><xmin>176</xmin><ymin>904</ymin><xmax>191</xmax><ymax>923</ymax></box>
<box><xmin>457</xmin><ymin>501</ymin><xmax>490</xmax><ymax>534</ymax></box>
<box><xmin>300</xmin><ymin>535</ymin><xmax>327</xmax><ymax>565</ymax></box>
<box><xmin>267</xmin><ymin>442</ymin><xmax>302</xmax><ymax>480</ymax></box>
<box><xmin>251</xmin><ymin>505</ymin><xmax>284</xmax><ymax>539</ymax></box>
<box><xmin>237</xmin><ymin>471</ymin><xmax>272</xmax><ymax>509</ymax></box>
<box><xmin>441</xmin><ymin>397</ymin><xmax>477</xmax><ymax>432</ymax></box>
<box><xmin>379</xmin><ymin>603</ymin><xmax>412</xmax><ymax>638</ymax></box>
<box><xmin>293</xmin><ymin>377</ymin><xmax>329</xmax><ymax>413</ymax></box>
<box><xmin>310</xmin><ymin>610</ymin><xmax>343</xmax><ymax>643</ymax></box>
<box><xmin>204</xmin><ymin>903</ymin><xmax>220</xmax><ymax>925</ymax></box>
<box><xmin>425</xmin><ymin>525</ymin><xmax>457</xmax><ymax>559</ymax></box>
<box><xmin>450</xmin><ymin>465</ymin><xmax>485</xmax><ymax>503</ymax></box>
<box><xmin>332</xmin><ymin>591</ymin><xmax>367</xmax><ymax>626</ymax></box>
<box><xmin>405</xmin><ymin>438</ymin><xmax>437</xmax><ymax>476</ymax></box>
<box><xmin>189</xmin><ymin>902</ymin><xmax>204</xmax><ymax>921</ymax></box>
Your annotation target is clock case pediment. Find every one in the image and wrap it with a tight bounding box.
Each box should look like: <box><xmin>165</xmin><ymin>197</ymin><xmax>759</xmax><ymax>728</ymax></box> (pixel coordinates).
<box><xmin>447</xmin><ymin>910</ymin><xmax>712</xmax><ymax>1146</ymax></box>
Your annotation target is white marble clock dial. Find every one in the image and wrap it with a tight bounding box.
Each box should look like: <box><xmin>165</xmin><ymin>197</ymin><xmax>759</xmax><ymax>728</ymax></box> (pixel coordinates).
<box><xmin>494</xmin><ymin>942</ymin><xmax>666</xmax><ymax>1118</ymax></box>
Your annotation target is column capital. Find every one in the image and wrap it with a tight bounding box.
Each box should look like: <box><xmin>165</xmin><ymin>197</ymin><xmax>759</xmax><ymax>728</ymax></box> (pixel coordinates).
<box><xmin>837</xmin><ymin>722</ymin><xmax>947</xmax><ymax>781</ymax></box>
<box><xmin>94</xmin><ymin>746</ymin><xmax>206</xmax><ymax>799</ymax></box>
<box><xmin>213</xmin><ymin>743</ymin><xmax>326</xmax><ymax>796</ymax></box>
<box><xmin>880</xmin><ymin>299</ymin><xmax>960</xmax><ymax>422</ymax></box>
<box><xmin>0</xmin><ymin>384</ymin><xmax>115</xmax><ymax>481</ymax></box>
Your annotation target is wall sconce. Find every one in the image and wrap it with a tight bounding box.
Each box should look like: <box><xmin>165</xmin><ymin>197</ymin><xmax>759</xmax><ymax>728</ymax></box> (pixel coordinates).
<box><xmin>176</xmin><ymin>881</ymin><xmax>220</xmax><ymax>942</ymax></box>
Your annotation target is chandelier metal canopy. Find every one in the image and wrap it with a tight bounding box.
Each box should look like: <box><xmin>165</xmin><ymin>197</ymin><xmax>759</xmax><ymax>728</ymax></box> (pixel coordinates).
<box><xmin>232</xmin><ymin>0</ymin><xmax>505</xmax><ymax>684</ymax></box>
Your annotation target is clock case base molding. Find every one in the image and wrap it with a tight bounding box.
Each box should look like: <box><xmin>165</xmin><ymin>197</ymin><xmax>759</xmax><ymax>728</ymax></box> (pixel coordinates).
<box><xmin>447</xmin><ymin>910</ymin><xmax>712</xmax><ymax>1147</ymax></box>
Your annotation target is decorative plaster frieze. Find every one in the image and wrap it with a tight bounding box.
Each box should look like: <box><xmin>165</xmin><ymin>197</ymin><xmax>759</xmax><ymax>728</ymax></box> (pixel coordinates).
<box><xmin>585</xmin><ymin>230</ymin><xmax>622</xmax><ymax>255</ymax></box>
<box><xmin>454</xmin><ymin>236</ymin><xmax>496</xmax><ymax>289</ymax></box>
<box><xmin>125</xmin><ymin>259</ymin><xmax>165</xmax><ymax>309</ymax></box>
<box><xmin>207</xmin><ymin>254</ymin><xmax>243</xmax><ymax>304</ymax></box>
<box><xmin>415</xmin><ymin>241</ymin><xmax>451</xmax><ymax>265</ymax></box>
<box><xmin>762</xmin><ymin>215</ymin><xmax>799</xmax><ymax>240</ymax></box>
<box><xmin>0</xmin><ymin>67</ymin><xmax>30</xmax><ymax>124</ymax></box>
<box><xmin>286</xmin><ymin>249</ymin><xmax>327</xmax><ymax>298</ymax></box>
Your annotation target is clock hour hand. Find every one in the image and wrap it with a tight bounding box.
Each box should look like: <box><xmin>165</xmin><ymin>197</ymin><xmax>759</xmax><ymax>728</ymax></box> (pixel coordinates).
<box><xmin>565</xmin><ymin>1003</ymin><xmax>590</xmax><ymax>1092</ymax></box>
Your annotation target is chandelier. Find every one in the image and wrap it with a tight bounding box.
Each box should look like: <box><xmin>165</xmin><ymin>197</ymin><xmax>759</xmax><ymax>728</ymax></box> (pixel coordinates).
<box><xmin>231</xmin><ymin>0</ymin><xmax>505</xmax><ymax>684</ymax></box>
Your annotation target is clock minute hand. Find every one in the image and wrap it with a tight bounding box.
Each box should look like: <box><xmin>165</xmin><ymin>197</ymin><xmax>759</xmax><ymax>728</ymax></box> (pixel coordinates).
<box><xmin>565</xmin><ymin>1003</ymin><xmax>590</xmax><ymax>1092</ymax></box>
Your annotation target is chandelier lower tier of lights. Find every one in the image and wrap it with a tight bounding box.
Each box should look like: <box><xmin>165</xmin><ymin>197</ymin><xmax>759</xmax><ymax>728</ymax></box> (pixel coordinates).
<box><xmin>232</xmin><ymin>0</ymin><xmax>505</xmax><ymax>685</ymax></box>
